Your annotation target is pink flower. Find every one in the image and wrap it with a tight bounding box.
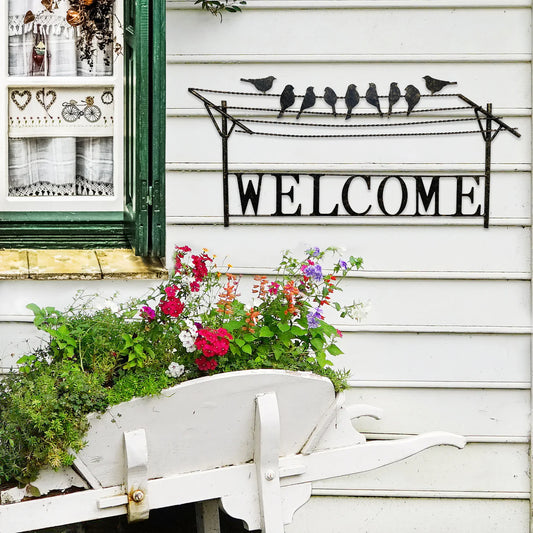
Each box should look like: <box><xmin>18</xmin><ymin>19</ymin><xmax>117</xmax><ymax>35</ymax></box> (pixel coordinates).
<box><xmin>190</xmin><ymin>281</ymin><xmax>200</xmax><ymax>292</ymax></box>
<box><xmin>140</xmin><ymin>305</ymin><xmax>156</xmax><ymax>321</ymax></box>
<box><xmin>268</xmin><ymin>282</ymin><xmax>280</xmax><ymax>295</ymax></box>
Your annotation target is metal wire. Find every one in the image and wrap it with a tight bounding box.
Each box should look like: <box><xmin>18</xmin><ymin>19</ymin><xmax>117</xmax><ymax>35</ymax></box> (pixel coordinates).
<box><xmin>236</xmin><ymin>129</ymin><xmax>482</xmax><ymax>138</ymax></box>
<box><xmin>189</xmin><ymin>87</ymin><xmax>461</xmax><ymax>99</ymax></box>
<box><xmin>225</xmin><ymin>105</ymin><xmax>474</xmax><ymax>117</ymax></box>
<box><xmin>239</xmin><ymin>117</ymin><xmax>478</xmax><ymax>128</ymax></box>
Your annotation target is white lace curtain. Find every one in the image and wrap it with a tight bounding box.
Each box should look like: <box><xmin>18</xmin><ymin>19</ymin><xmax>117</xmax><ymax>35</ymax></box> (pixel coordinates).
<box><xmin>8</xmin><ymin>0</ymin><xmax>114</xmax><ymax>197</ymax></box>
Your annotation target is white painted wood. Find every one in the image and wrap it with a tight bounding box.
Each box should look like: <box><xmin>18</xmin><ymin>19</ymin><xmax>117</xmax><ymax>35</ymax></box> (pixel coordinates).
<box><xmin>285</xmin><ymin>496</ymin><xmax>529</xmax><ymax>533</ymax></box>
<box><xmin>168</xmin><ymin>0</ymin><xmax>533</xmax><ymax>9</ymax></box>
<box><xmin>77</xmin><ymin>370</ymin><xmax>334</xmax><ymax>488</ymax></box>
<box><xmin>196</xmin><ymin>501</ymin><xmax>221</xmax><ymax>533</ymax></box>
<box><xmin>253</xmin><ymin>393</ymin><xmax>284</xmax><ymax>533</ymax></box>
<box><xmin>124</xmin><ymin>429</ymin><xmax>150</xmax><ymax>522</ymax></box>
<box><xmin>166</xmin><ymin>9</ymin><xmax>530</xmax><ymax>56</ymax></box>
<box><xmin>166</xmin><ymin>116</ymin><xmax>529</xmax><ymax>165</ymax></box>
<box><xmin>0</xmin><ymin>280</ymin><xmax>160</xmax><ymax>318</ymax></box>
<box><xmin>165</xmin><ymin>225</ymin><xmax>530</xmax><ymax>273</ymax></box>
<box><xmin>313</xmin><ymin>442</ymin><xmax>529</xmax><ymax>493</ymax></box>
<box><xmin>334</xmin><ymin>332</ymin><xmax>530</xmax><ymax>383</ymax></box>
<box><xmin>345</xmin><ymin>388</ymin><xmax>531</xmax><ymax>438</ymax></box>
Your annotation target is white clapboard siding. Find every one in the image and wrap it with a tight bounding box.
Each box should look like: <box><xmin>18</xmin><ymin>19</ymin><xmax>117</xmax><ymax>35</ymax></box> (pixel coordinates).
<box><xmin>166</xmin><ymin>225</ymin><xmax>531</xmax><ymax>273</ymax></box>
<box><xmin>335</xmin><ymin>332</ymin><xmax>530</xmax><ymax>383</ymax></box>
<box><xmin>0</xmin><ymin>322</ymin><xmax>41</xmax><ymax>371</ymax></box>
<box><xmin>0</xmin><ymin>280</ymin><xmax>159</xmax><ymax>319</ymax></box>
<box><xmin>345</xmin><ymin>387</ymin><xmax>530</xmax><ymax>439</ymax></box>
<box><xmin>285</xmin><ymin>497</ymin><xmax>529</xmax><ymax>533</ymax></box>
<box><xmin>166</xmin><ymin>7</ymin><xmax>530</xmax><ymax>56</ymax></box>
<box><xmin>166</xmin><ymin>116</ymin><xmax>530</xmax><ymax>165</ymax></box>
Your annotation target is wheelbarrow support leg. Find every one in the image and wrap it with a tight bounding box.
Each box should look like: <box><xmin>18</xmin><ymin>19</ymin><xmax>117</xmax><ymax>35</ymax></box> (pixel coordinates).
<box><xmin>255</xmin><ymin>392</ymin><xmax>284</xmax><ymax>533</ymax></box>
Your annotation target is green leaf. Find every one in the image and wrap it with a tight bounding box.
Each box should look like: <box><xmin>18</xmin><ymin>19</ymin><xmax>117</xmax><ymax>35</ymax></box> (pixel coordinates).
<box><xmin>290</xmin><ymin>326</ymin><xmax>306</xmax><ymax>337</ymax></box>
<box><xmin>243</xmin><ymin>333</ymin><xmax>255</xmax><ymax>343</ymax></box>
<box><xmin>259</xmin><ymin>326</ymin><xmax>274</xmax><ymax>338</ymax></box>
<box><xmin>277</xmin><ymin>323</ymin><xmax>291</xmax><ymax>333</ymax></box>
<box><xmin>26</xmin><ymin>303</ymin><xmax>41</xmax><ymax>316</ymax></box>
<box><xmin>235</xmin><ymin>338</ymin><xmax>246</xmax><ymax>348</ymax></box>
<box><xmin>224</xmin><ymin>320</ymin><xmax>242</xmax><ymax>332</ymax></box>
<box><xmin>311</xmin><ymin>337</ymin><xmax>324</xmax><ymax>350</ymax></box>
<box><xmin>242</xmin><ymin>344</ymin><xmax>253</xmax><ymax>355</ymax></box>
<box><xmin>326</xmin><ymin>344</ymin><xmax>343</xmax><ymax>356</ymax></box>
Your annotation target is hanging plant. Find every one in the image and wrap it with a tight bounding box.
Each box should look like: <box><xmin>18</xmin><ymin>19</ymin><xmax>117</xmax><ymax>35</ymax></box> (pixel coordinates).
<box><xmin>24</xmin><ymin>0</ymin><xmax>116</xmax><ymax>68</ymax></box>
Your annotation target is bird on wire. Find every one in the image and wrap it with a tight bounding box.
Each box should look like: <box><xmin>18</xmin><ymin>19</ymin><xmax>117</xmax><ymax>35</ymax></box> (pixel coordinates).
<box><xmin>277</xmin><ymin>84</ymin><xmax>296</xmax><ymax>118</ymax></box>
<box><xmin>423</xmin><ymin>75</ymin><xmax>457</xmax><ymax>95</ymax></box>
<box><xmin>240</xmin><ymin>75</ymin><xmax>276</xmax><ymax>93</ymax></box>
<box><xmin>324</xmin><ymin>87</ymin><xmax>338</xmax><ymax>117</ymax></box>
<box><xmin>388</xmin><ymin>82</ymin><xmax>401</xmax><ymax>116</ymax></box>
<box><xmin>296</xmin><ymin>87</ymin><xmax>316</xmax><ymax>119</ymax></box>
<box><xmin>404</xmin><ymin>84</ymin><xmax>421</xmax><ymax>116</ymax></box>
<box><xmin>344</xmin><ymin>84</ymin><xmax>359</xmax><ymax>120</ymax></box>
<box><xmin>365</xmin><ymin>83</ymin><xmax>383</xmax><ymax>117</ymax></box>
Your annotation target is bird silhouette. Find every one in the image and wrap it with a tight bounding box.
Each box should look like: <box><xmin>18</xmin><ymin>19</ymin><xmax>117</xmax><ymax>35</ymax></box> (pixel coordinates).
<box><xmin>277</xmin><ymin>84</ymin><xmax>295</xmax><ymax>119</ymax></box>
<box><xmin>297</xmin><ymin>87</ymin><xmax>316</xmax><ymax>119</ymax></box>
<box><xmin>365</xmin><ymin>83</ymin><xmax>382</xmax><ymax>117</ymax></box>
<box><xmin>405</xmin><ymin>84</ymin><xmax>421</xmax><ymax>116</ymax></box>
<box><xmin>388</xmin><ymin>82</ymin><xmax>401</xmax><ymax>116</ymax></box>
<box><xmin>423</xmin><ymin>75</ymin><xmax>457</xmax><ymax>95</ymax></box>
<box><xmin>324</xmin><ymin>87</ymin><xmax>338</xmax><ymax>117</ymax></box>
<box><xmin>344</xmin><ymin>84</ymin><xmax>359</xmax><ymax>120</ymax></box>
<box><xmin>240</xmin><ymin>76</ymin><xmax>276</xmax><ymax>93</ymax></box>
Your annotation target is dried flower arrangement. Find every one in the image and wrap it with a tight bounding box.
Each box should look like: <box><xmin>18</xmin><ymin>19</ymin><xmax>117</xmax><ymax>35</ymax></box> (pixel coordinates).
<box><xmin>24</xmin><ymin>0</ymin><xmax>115</xmax><ymax>67</ymax></box>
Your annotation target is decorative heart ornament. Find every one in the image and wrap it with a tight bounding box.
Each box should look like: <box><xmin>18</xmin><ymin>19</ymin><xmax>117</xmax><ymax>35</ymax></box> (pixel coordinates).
<box><xmin>11</xmin><ymin>90</ymin><xmax>32</xmax><ymax>111</ymax></box>
<box><xmin>36</xmin><ymin>88</ymin><xmax>57</xmax><ymax>113</ymax></box>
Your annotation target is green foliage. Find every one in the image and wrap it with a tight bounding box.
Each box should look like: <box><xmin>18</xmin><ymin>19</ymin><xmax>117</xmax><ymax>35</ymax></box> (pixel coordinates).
<box><xmin>193</xmin><ymin>0</ymin><xmax>246</xmax><ymax>17</ymax></box>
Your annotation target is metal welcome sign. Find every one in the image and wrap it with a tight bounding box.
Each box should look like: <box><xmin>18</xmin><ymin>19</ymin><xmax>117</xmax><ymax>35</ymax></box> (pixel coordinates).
<box><xmin>189</xmin><ymin>82</ymin><xmax>520</xmax><ymax>228</ymax></box>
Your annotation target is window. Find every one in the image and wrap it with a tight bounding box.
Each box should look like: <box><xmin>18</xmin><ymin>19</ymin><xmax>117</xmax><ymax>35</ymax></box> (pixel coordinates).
<box><xmin>0</xmin><ymin>0</ymin><xmax>165</xmax><ymax>258</ymax></box>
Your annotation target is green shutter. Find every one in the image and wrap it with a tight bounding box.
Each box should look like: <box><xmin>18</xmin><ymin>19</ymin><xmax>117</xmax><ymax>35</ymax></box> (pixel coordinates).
<box><xmin>124</xmin><ymin>0</ymin><xmax>150</xmax><ymax>256</ymax></box>
<box><xmin>124</xmin><ymin>0</ymin><xmax>166</xmax><ymax>258</ymax></box>
<box><xmin>150</xmin><ymin>0</ymin><xmax>167</xmax><ymax>258</ymax></box>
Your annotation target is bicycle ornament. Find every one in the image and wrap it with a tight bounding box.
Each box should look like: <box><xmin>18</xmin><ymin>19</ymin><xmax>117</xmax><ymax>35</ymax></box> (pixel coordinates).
<box><xmin>61</xmin><ymin>96</ymin><xmax>102</xmax><ymax>123</ymax></box>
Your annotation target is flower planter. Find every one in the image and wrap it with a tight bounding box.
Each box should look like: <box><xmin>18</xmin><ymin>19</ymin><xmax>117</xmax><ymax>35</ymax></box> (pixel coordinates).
<box><xmin>0</xmin><ymin>370</ymin><xmax>466</xmax><ymax>533</ymax></box>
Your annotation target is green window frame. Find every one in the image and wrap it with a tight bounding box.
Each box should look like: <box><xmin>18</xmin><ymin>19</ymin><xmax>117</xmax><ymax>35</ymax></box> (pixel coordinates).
<box><xmin>0</xmin><ymin>0</ymin><xmax>166</xmax><ymax>259</ymax></box>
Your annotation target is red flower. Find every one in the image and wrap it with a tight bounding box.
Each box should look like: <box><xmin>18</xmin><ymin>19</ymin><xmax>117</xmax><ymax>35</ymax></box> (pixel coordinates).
<box><xmin>159</xmin><ymin>297</ymin><xmax>184</xmax><ymax>318</ymax></box>
<box><xmin>190</xmin><ymin>281</ymin><xmax>200</xmax><ymax>292</ymax></box>
<box><xmin>195</xmin><ymin>356</ymin><xmax>218</xmax><ymax>371</ymax></box>
<box><xmin>194</xmin><ymin>327</ymin><xmax>233</xmax><ymax>360</ymax></box>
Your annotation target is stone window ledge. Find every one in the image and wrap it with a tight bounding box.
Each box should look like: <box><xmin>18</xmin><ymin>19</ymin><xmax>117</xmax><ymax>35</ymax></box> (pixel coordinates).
<box><xmin>0</xmin><ymin>249</ymin><xmax>168</xmax><ymax>280</ymax></box>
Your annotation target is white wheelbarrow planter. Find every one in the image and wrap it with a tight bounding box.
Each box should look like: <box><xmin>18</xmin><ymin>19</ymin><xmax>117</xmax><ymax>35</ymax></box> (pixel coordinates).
<box><xmin>0</xmin><ymin>370</ymin><xmax>466</xmax><ymax>533</ymax></box>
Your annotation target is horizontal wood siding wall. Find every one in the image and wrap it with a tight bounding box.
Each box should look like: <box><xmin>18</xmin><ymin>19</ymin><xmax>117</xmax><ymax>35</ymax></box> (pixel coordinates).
<box><xmin>165</xmin><ymin>0</ymin><xmax>532</xmax><ymax>531</ymax></box>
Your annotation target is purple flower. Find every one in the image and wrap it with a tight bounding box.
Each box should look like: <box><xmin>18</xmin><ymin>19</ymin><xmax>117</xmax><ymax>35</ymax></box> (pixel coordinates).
<box><xmin>307</xmin><ymin>307</ymin><xmax>323</xmax><ymax>329</ymax></box>
<box><xmin>338</xmin><ymin>259</ymin><xmax>348</xmax><ymax>270</ymax></box>
<box><xmin>310</xmin><ymin>247</ymin><xmax>320</xmax><ymax>257</ymax></box>
<box><xmin>140</xmin><ymin>305</ymin><xmax>156</xmax><ymax>321</ymax></box>
<box><xmin>303</xmin><ymin>264</ymin><xmax>323</xmax><ymax>281</ymax></box>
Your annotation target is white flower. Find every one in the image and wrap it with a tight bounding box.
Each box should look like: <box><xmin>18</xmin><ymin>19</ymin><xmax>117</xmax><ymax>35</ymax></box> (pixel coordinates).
<box><xmin>165</xmin><ymin>362</ymin><xmax>185</xmax><ymax>378</ymax></box>
<box><xmin>179</xmin><ymin>328</ymin><xmax>198</xmax><ymax>353</ymax></box>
